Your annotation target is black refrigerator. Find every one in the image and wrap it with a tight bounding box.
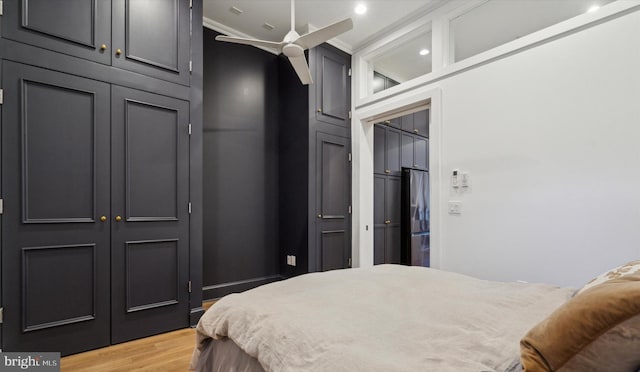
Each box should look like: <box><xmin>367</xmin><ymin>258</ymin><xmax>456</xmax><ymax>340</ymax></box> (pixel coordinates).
<box><xmin>401</xmin><ymin>168</ymin><xmax>430</xmax><ymax>267</ymax></box>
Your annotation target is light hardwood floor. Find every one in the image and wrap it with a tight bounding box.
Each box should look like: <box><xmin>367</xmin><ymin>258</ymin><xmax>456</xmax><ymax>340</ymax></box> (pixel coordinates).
<box><xmin>61</xmin><ymin>301</ymin><xmax>216</xmax><ymax>371</ymax></box>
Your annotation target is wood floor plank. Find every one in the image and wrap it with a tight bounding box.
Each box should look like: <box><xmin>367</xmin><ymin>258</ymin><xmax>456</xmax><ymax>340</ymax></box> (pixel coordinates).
<box><xmin>61</xmin><ymin>328</ymin><xmax>196</xmax><ymax>372</ymax></box>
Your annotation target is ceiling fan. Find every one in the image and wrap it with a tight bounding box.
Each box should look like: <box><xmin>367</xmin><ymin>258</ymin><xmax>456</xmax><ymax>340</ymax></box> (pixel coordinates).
<box><xmin>215</xmin><ymin>0</ymin><xmax>353</xmax><ymax>85</ymax></box>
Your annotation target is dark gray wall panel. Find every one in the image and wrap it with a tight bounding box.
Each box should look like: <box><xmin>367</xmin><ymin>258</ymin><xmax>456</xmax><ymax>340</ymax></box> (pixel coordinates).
<box><xmin>21</xmin><ymin>80</ymin><xmax>95</xmax><ymax>223</ymax></box>
<box><xmin>22</xmin><ymin>244</ymin><xmax>96</xmax><ymax>331</ymax></box>
<box><xmin>202</xmin><ymin>29</ymin><xmax>279</xmax><ymax>296</ymax></box>
<box><xmin>126</xmin><ymin>240</ymin><xmax>178</xmax><ymax>312</ymax></box>
<box><xmin>125</xmin><ymin>100</ymin><xmax>178</xmax><ymax>220</ymax></box>
<box><xmin>2</xmin><ymin>0</ymin><xmax>111</xmax><ymax>64</ymax></box>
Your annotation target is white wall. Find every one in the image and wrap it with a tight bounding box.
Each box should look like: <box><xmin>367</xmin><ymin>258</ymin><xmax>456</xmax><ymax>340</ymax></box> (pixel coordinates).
<box><xmin>354</xmin><ymin>6</ymin><xmax>640</xmax><ymax>287</ymax></box>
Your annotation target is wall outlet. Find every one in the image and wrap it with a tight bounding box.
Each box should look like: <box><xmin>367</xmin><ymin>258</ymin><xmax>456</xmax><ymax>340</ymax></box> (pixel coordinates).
<box><xmin>286</xmin><ymin>255</ymin><xmax>297</xmax><ymax>266</ymax></box>
<box><xmin>448</xmin><ymin>201</ymin><xmax>462</xmax><ymax>215</ymax></box>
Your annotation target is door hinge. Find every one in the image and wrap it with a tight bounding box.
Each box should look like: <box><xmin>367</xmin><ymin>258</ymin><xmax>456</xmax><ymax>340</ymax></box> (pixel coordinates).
<box><xmin>188</xmin><ymin>281</ymin><xmax>192</xmax><ymax>293</ymax></box>
<box><xmin>348</xmin><ymin>152</ymin><xmax>352</xmax><ymax>162</ymax></box>
<box><xmin>188</xmin><ymin>123</ymin><xmax>192</xmax><ymax>135</ymax></box>
<box><xmin>189</xmin><ymin>60</ymin><xmax>193</xmax><ymax>73</ymax></box>
<box><xmin>0</xmin><ymin>307</ymin><xmax>3</xmax><ymax>323</ymax></box>
<box><xmin>0</xmin><ymin>89</ymin><xmax>4</xmax><ymax>105</ymax></box>
<box><xmin>188</xmin><ymin>202</ymin><xmax>192</xmax><ymax>214</ymax></box>
<box><xmin>0</xmin><ymin>199</ymin><xmax>3</xmax><ymax>214</ymax></box>
<box><xmin>348</xmin><ymin>111</ymin><xmax>352</xmax><ymax>119</ymax></box>
<box><xmin>348</xmin><ymin>68</ymin><xmax>352</xmax><ymax>77</ymax></box>
<box><xmin>0</xmin><ymin>1</ymin><xmax>4</xmax><ymax>16</ymax></box>
<box><xmin>189</xmin><ymin>0</ymin><xmax>193</xmax><ymax>8</ymax></box>
<box><xmin>348</xmin><ymin>205</ymin><xmax>352</xmax><ymax>214</ymax></box>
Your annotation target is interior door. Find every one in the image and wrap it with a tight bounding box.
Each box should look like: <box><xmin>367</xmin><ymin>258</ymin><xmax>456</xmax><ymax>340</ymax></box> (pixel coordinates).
<box><xmin>315</xmin><ymin>133</ymin><xmax>351</xmax><ymax>271</ymax></box>
<box><xmin>112</xmin><ymin>0</ymin><xmax>191</xmax><ymax>86</ymax></box>
<box><xmin>2</xmin><ymin>0</ymin><xmax>112</xmax><ymax>64</ymax></box>
<box><xmin>1</xmin><ymin>61</ymin><xmax>111</xmax><ymax>355</ymax></box>
<box><xmin>110</xmin><ymin>86</ymin><xmax>190</xmax><ymax>343</ymax></box>
<box><xmin>315</xmin><ymin>46</ymin><xmax>350</xmax><ymax>129</ymax></box>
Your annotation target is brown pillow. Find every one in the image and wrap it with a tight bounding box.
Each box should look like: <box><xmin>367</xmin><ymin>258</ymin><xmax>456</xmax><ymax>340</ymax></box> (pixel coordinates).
<box><xmin>520</xmin><ymin>272</ymin><xmax>640</xmax><ymax>372</ymax></box>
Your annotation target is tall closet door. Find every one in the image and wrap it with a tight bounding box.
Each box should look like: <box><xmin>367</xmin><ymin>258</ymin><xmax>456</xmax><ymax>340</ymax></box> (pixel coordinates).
<box><xmin>1</xmin><ymin>62</ymin><xmax>111</xmax><ymax>355</ymax></box>
<box><xmin>315</xmin><ymin>133</ymin><xmax>351</xmax><ymax>271</ymax></box>
<box><xmin>112</xmin><ymin>0</ymin><xmax>191</xmax><ymax>86</ymax></box>
<box><xmin>2</xmin><ymin>0</ymin><xmax>112</xmax><ymax>64</ymax></box>
<box><xmin>110</xmin><ymin>86</ymin><xmax>190</xmax><ymax>343</ymax></box>
<box><xmin>314</xmin><ymin>46</ymin><xmax>351</xmax><ymax>129</ymax></box>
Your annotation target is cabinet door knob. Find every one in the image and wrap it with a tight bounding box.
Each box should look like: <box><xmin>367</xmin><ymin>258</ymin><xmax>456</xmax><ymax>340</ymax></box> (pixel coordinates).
<box><xmin>384</xmin><ymin>120</ymin><xmax>391</xmax><ymax>125</ymax></box>
<box><xmin>414</xmin><ymin>129</ymin><xmax>419</xmax><ymax>133</ymax></box>
<box><xmin>317</xmin><ymin>108</ymin><xmax>322</xmax><ymax>113</ymax></box>
<box><xmin>384</xmin><ymin>220</ymin><xmax>391</xmax><ymax>224</ymax></box>
<box><xmin>115</xmin><ymin>215</ymin><xmax>122</xmax><ymax>222</ymax></box>
<box><xmin>385</xmin><ymin>170</ymin><xmax>391</xmax><ymax>174</ymax></box>
<box><xmin>115</xmin><ymin>48</ymin><xmax>122</xmax><ymax>56</ymax></box>
<box><xmin>317</xmin><ymin>214</ymin><xmax>322</xmax><ymax>218</ymax></box>
<box><xmin>414</xmin><ymin>164</ymin><xmax>418</xmax><ymax>168</ymax></box>
<box><xmin>100</xmin><ymin>215</ymin><xmax>107</xmax><ymax>222</ymax></box>
<box><xmin>100</xmin><ymin>44</ymin><xmax>107</xmax><ymax>51</ymax></box>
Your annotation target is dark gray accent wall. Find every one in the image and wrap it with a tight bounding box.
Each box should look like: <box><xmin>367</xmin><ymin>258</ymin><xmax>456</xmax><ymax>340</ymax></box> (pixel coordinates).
<box><xmin>202</xmin><ymin>29</ymin><xmax>280</xmax><ymax>300</ymax></box>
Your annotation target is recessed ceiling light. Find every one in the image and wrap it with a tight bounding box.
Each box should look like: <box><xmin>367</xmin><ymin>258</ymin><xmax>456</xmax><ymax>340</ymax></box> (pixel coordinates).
<box><xmin>355</xmin><ymin>3</ymin><xmax>367</xmax><ymax>15</ymax></box>
<box><xmin>419</xmin><ymin>49</ymin><xmax>430</xmax><ymax>56</ymax></box>
<box><xmin>587</xmin><ymin>5</ymin><xmax>600</xmax><ymax>12</ymax></box>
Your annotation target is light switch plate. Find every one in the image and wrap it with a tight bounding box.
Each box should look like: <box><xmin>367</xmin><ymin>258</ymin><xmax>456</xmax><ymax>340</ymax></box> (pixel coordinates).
<box><xmin>448</xmin><ymin>201</ymin><xmax>462</xmax><ymax>215</ymax></box>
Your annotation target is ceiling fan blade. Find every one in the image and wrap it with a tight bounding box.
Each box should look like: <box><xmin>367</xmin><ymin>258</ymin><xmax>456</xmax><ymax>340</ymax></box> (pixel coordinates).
<box><xmin>215</xmin><ymin>35</ymin><xmax>284</xmax><ymax>53</ymax></box>
<box><xmin>294</xmin><ymin>18</ymin><xmax>353</xmax><ymax>50</ymax></box>
<box><xmin>288</xmin><ymin>55</ymin><xmax>313</xmax><ymax>85</ymax></box>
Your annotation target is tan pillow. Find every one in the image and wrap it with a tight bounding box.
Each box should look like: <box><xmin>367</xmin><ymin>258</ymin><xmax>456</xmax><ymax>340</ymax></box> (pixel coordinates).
<box><xmin>576</xmin><ymin>260</ymin><xmax>640</xmax><ymax>296</ymax></box>
<box><xmin>520</xmin><ymin>272</ymin><xmax>640</xmax><ymax>372</ymax></box>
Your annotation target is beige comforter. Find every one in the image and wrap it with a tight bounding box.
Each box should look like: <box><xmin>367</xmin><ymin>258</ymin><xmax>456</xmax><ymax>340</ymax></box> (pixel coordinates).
<box><xmin>192</xmin><ymin>265</ymin><xmax>573</xmax><ymax>372</ymax></box>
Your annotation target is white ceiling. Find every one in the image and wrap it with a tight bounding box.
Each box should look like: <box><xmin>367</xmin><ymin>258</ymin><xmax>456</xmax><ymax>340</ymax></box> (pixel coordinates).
<box><xmin>203</xmin><ymin>0</ymin><xmax>443</xmax><ymax>51</ymax></box>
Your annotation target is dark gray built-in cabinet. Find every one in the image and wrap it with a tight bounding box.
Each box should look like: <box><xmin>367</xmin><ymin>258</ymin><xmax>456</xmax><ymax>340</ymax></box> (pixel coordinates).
<box><xmin>0</xmin><ymin>0</ymin><xmax>203</xmax><ymax>356</ymax></box>
<box><xmin>373</xmin><ymin>109</ymin><xmax>429</xmax><ymax>264</ymax></box>
<box><xmin>279</xmin><ymin>44</ymin><xmax>352</xmax><ymax>276</ymax></box>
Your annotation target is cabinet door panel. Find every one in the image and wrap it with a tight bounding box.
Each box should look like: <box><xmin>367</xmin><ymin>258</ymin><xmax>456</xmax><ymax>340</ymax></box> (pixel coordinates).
<box><xmin>386</xmin><ymin>177</ymin><xmax>401</xmax><ymax>226</ymax></box>
<box><xmin>374</xmin><ymin>125</ymin><xmax>386</xmax><ymax>175</ymax></box>
<box><xmin>385</xmin><ymin>225</ymin><xmax>401</xmax><ymax>264</ymax></box>
<box><xmin>386</xmin><ymin>128</ymin><xmax>401</xmax><ymax>176</ymax></box>
<box><xmin>2</xmin><ymin>0</ymin><xmax>111</xmax><ymax>64</ymax></box>
<box><xmin>315</xmin><ymin>47</ymin><xmax>350</xmax><ymax>128</ymax></box>
<box><xmin>401</xmin><ymin>113</ymin><xmax>414</xmax><ymax>133</ymax></box>
<box><xmin>374</xmin><ymin>227</ymin><xmax>386</xmax><ymax>265</ymax></box>
<box><xmin>414</xmin><ymin>137</ymin><xmax>428</xmax><ymax>170</ymax></box>
<box><xmin>373</xmin><ymin>176</ymin><xmax>386</xmax><ymax>225</ymax></box>
<box><xmin>112</xmin><ymin>0</ymin><xmax>190</xmax><ymax>85</ymax></box>
<box><xmin>414</xmin><ymin>109</ymin><xmax>429</xmax><ymax>137</ymax></box>
<box><xmin>401</xmin><ymin>133</ymin><xmax>414</xmax><ymax>169</ymax></box>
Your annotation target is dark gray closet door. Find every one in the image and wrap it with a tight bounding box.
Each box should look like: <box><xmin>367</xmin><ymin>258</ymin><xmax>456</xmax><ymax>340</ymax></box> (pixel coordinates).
<box><xmin>315</xmin><ymin>133</ymin><xmax>350</xmax><ymax>271</ymax></box>
<box><xmin>1</xmin><ymin>62</ymin><xmax>111</xmax><ymax>355</ymax></box>
<box><xmin>112</xmin><ymin>0</ymin><xmax>191</xmax><ymax>86</ymax></box>
<box><xmin>2</xmin><ymin>0</ymin><xmax>111</xmax><ymax>64</ymax></box>
<box><xmin>110</xmin><ymin>86</ymin><xmax>190</xmax><ymax>343</ymax></box>
<box><xmin>315</xmin><ymin>46</ymin><xmax>351</xmax><ymax>129</ymax></box>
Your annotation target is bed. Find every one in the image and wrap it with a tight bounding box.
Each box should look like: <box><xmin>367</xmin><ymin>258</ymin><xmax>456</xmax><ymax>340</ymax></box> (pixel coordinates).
<box><xmin>191</xmin><ymin>263</ymin><xmax>640</xmax><ymax>372</ymax></box>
